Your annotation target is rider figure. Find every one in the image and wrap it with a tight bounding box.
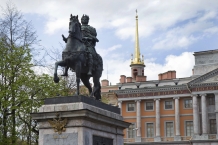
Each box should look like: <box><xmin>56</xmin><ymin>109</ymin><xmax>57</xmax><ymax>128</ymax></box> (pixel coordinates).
<box><xmin>81</xmin><ymin>14</ymin><xmax>99</xmax><ymax>75</ymax></box>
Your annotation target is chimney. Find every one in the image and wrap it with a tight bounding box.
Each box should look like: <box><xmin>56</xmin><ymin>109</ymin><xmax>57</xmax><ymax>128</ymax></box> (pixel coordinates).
<box><xmin>120</xmin><ymin>75</ymin><xmax>126</xmax><ymax>83</ymax></box>
<box><xmin>158</xmin><ymin>71</ymin><xmax>176</xmax><ymax>80</ymax></box>
<box><xmin>126</xmin><ymin>77</ymin><xmax>133</xmax><ymax>83</ymax></box>
<box><xmin>136</xmin><ymin>75</ymin><xmax>147</xmax><ymax>82</ymax></box>
<box><xmin>101</xmin><ymin>79</ymin><xmax>109</xmax><ymax>86</ymax></box>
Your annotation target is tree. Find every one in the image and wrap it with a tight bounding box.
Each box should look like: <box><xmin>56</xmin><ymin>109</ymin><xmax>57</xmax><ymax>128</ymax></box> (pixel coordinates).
<box><xmin>0</xmin><ymin>37</ymin><xmax>70</xmax><ymax>144</ymax></box>
<box><xmin>0</xmin><ymin>2</ymin><xmax>38</xmax><ymax>49</ymax></box>
<box><xmin>0</xmin><ymin>2</ymin><xmax>38</xmax><ymax>144</ymax></box>
<box><xmin>0</xmin><ymin>3</ymin><xmax>71</xmax><ymax>144</ymax></box>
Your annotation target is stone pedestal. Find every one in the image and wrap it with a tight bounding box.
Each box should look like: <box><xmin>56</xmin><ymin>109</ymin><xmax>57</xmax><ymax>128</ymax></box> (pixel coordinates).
<box><xmin>154</xmin><ymin>136</ymin><xmax>161</xmax><ymax>142</ymax></box>
<box><xmin>135</xmin><ymin>136</ymin><xmax>141</xmax><ymax>142</ymax></box>
<box><xmin>31</xmin><ymin>96</ymin><xmax>130</xmax><ymax>145</ymax></box>
<box><xmin>174</xmin><ymin>135</ymin><xmax>181</xmax><ymax>141</ymax></box>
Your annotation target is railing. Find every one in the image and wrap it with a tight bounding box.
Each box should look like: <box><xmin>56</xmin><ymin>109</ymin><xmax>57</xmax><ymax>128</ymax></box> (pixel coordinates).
<box><xmin>181</xmin><ymin>136</ymin><xmax>192</xmax><ymax>141</ymax></box>
<box><xmin>161</xmin><ymin>137</ymin><xmax>174</xmax><ymax>141</ymax></box>
<box><xmin>124</xmin><ymin>138</ymin><xmax>135</xmax><ymax>143</ymax></box>
<box><xmin>141</xmin><ymin>137</ymin><xmax>154</xmax><ymax>142</ymax></box>
<box><xmin>124</xmin><ymin>135</ymin><xmax>217</xmax><ymax>143</ymax></box>
<box><xmin>208</xmin><ymin>134</ymin><xmax>216</xmax><ymax>139</ymax></box>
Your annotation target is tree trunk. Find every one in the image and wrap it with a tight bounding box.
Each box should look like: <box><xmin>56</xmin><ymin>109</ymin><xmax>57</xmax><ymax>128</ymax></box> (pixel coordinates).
<box><xmin>3</xmin><ymin>109</ymin><xmax>8</xmax><ymax>144</ymax></box>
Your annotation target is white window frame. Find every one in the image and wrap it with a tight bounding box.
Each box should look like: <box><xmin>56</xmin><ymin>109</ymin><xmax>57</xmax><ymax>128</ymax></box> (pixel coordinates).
<box><xmin>164</xmin><ymin>100</ymin><xmax>174</xmax><ymax>110</ymax></box>
<box><xmin>126</xmin><ymin>102</ymin><xmax>136</xmax><ymax>112</ymax></box>
<box><xmin>165</xmin><ymin>121</ymin><xmax>174</xmax><ymax>137</ymax></box>
<box><xmin>145</xmin><ymin>101</ymin><xmax>154</xmax><ymax>111</ymax></box>
<box><xmin>183</xmin><ymin>99</ymin><xmax>192</xmax><ymax>109</ymax></box>
<box><xmin>127</xmin><ymin>123</ymin><xmax>136</xmax><ymax>138</ymax></box>
<box><xmin>208</xmin><ymin>96</ymin><xmax>215</xmax><ymax>105</ymax></box>
<box><xmin>210</xmin><ymin>119</ymin><xmax>217</xmax><ymax>134</ymax></box>
<box><xmin>184</xmin><ymin>120</ymin><xmax>194</xmax><ymax>136</ymax></box>
<box><xmin>146</xmin><ymin>122</ymin><xmax>155</xmax><ymax>137</ymax></box>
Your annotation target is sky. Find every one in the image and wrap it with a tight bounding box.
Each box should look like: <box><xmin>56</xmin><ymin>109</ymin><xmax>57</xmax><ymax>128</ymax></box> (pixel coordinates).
<box><xmin>0</xmin><ymin>0</ymin><xmax>218</xmax><ymax>85</ymax></box>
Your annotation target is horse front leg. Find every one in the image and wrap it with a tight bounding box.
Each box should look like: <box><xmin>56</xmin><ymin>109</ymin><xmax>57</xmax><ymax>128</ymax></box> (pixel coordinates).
<box><xmin>54</xmin><ymin>60</ymin><xmax>67</xmax><ymax>83</ymax></box>
<box><xmin>75</xmin><ymin>62</ymin><xmax>81</xmax><ymax>95</ymax></box>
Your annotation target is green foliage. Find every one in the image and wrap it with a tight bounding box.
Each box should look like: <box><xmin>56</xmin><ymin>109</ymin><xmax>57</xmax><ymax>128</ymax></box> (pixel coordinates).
<box><xmin>0</xmin><ymin>2</ymin><xmax>72</xmax><ymax>144</ymax></box>
<box><xmin>0</xmin><ymin>39</ymin><xmax>69</xmax><ymax>144</ymax></box>
<box><xmin>101</xmin><ymin>94</ymin><xmax>109</xmax><ymax>104</ymax></box>
<box><xmin>0</xmin><ymin>3</ymin><xmax>73</xmax><ymax>144</ymax></box>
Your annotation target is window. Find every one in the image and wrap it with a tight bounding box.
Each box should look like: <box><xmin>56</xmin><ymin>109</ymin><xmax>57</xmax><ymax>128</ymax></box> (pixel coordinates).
<box><xmin>210</xmin><ymin>119</ymin><xmax>217</xmax><ymax>134</ymax></box>
<box><xmin>186</xmin><ymin>121</ymin><xmax>193</xmax><ymax>136</ymax></box>
<box><xmin>146</xmin><ymin>102</ymin><xmax>154</xmax><ymax>110</ymax></box>
<box><xmin>166</xmin><ymin>122</ymin><xmax>174</xmax><ymax>137</ymax></box>
<box><xmin>127</xmin><ymin>102</ymin><xmax>135</xmax><ymax>111</ymax></box>
<box><xmin>208</xmin><ymin>97</ymin><xmax>215</xmax><ymax>105</ymax></box>
<box><xmin>184</xmin><ymin>99</ymin><xmax>192</xmax><ymax>108</ymax></box>
<box><xmin>147</xmin><ymin>123</ymin><xmax>154</xmax><ymax>137</ymax></box>
<box><xmin>165</xmin><ymin>101</ymin><xmax>173</xmax><ymax>109</ymax></box>
<box><xmin>127</xmin><ymin>124</ymin><xmax>135</xmax><ymax>138</ymax></box>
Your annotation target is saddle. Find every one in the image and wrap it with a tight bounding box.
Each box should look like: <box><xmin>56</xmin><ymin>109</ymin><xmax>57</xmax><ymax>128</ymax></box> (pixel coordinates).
<box><xmin>85</xmin><ymin>52</ymin><xmax>103</xmax><ymax>71</ymax></box>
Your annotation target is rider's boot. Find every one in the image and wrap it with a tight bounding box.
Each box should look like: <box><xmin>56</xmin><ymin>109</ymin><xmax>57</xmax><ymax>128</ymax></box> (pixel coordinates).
<box><xmin>88</xmin><ymin>54</ymin><xmax>93</xmax><ymax>75</ymax></box>
<box><xmin>61</xmin><ymin>66</ymin><xmax>69</xmax><ymax>76</ymax></box>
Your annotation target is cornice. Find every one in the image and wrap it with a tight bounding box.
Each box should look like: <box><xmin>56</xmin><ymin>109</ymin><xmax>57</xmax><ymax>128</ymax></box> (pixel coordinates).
<box><xmin>188</xmin><ymin>68</ymin><xmax>218</xmax><ymax>85</ymax></box>
<box><xmin>189</xmin><ymin>82</ymin><xmax>218</xmax><ymax>88</ymax></box>
<box><xmin>113</xmin><ymin>85</ymin><xmax>187</xmax><ymax>94</ymax></box>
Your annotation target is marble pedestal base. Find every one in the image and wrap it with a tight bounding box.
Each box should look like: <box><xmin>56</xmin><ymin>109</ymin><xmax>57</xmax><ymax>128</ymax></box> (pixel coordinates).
<box><xmin>193</xmin><ymin>134</ymin><xmax>209</xmax><ymax>140</ymax></box>
<box><xmin>154</xmin><ymin>136</ymin><xmax>161</xmax><ymax>142</ymax></box>
<box><xmin>174</xmin><ymin>135</ymin><xmax>181</xmax><ymax>141</ymax></box>
<box><xmin>31</xmin><ymin>96</ymin><xmax>130</xmax><ymax>145</ymax></box>
<box><xmin>135</xmin><ymin>136</ymin><xmax>141</xmax><ymax>142</ymax></box>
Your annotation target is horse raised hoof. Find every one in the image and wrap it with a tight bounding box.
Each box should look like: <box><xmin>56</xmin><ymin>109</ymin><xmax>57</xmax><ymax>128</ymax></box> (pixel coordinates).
<box><xmin>54</xmin><ymin>76</ymin><xmax>60</xmax><ymax>83</ymax></box>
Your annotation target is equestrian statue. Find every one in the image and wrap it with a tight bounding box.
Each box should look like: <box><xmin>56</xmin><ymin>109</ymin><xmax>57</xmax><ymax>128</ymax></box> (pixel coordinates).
<box><xmin>53</xmin><ymin>14</ymin><xmax>103</xmax><ymax>100</ymax></box>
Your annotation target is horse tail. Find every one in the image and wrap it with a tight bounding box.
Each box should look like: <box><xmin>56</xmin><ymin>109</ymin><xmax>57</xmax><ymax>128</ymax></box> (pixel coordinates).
<box><xmin>97</xmin><ymin>53</ymin><xmax>103</xmax><ymax>70</ymax></box>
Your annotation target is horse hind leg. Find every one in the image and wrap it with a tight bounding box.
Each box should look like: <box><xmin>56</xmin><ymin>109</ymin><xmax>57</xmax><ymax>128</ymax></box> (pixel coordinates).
<box><xmin>75</xmin><ymin>62</ymin><xmax>81</xmax><ymax>95</ymax></box>
<box><xmin>80</xmin><ymin>74</ymin><xmax>92</xmax><ymax>95</ymax></box>
<box><xmin>91</xmin><ymin>76</ymin><xmax>101</xmax><ymax>101</ymax></box>
<box><xmin>94</xmin><ymin>83</ymin><xmax>101</xmax><ymax>101</ymax></box>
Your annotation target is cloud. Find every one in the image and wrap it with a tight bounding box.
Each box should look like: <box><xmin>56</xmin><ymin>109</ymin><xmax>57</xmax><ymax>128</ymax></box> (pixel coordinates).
<box><xmin>152</xmin><ymin>13</ymin><xmax>218</xmax><ymax>50</ymax></box>
<box><xmin>32</xmin><ymin>66</ymin><xmax>52</xmax><ymax>75</ymax></box>
<box><xmin>100</xmin><ymin>44</ymin><xmax>194</xmax><ymax>85</ymax></box>
<box><xmin>0</xmin><ymin>0</ymin><xmax>214</xmax><ymax>85</ymax></box>
<box><xmin>98</xmin><ymin>44</ymin><xmax>122</xmax><ymax>58</ymax></box>
<box><xmin>1</xmin><ymin>0</ymin><xmax>218</xmax><ymax>38</ymax></box>
<box><xmin>144</xmin><ymin>52</ymin><xmax>194</xmax><ymax>80</ymax></box>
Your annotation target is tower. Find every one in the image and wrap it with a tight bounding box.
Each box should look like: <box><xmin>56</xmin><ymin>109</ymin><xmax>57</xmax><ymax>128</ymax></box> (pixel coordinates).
<box><xmin>130</xmin><ymin>10</ymin><xmax>145</xmax><ymax>81</ymax></box>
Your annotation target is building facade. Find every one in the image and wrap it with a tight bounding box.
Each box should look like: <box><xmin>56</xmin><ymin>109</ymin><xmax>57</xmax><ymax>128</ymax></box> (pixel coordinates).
<box><xmin>101</xmin><ymin>12</ymin><xmax>218</xmax><ymax>145</ymax></box>
<box><xmin>115</xmin><ymin>64</ymin><xmax>218</xmax><ymax>143</ymax></box>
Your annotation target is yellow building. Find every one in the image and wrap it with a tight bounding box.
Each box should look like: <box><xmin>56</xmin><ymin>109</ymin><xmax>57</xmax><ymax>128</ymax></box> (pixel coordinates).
<box><xmin>101</xmin><ymin>11</ymin><xmax>218</xmax><ymax>145</ymax></box>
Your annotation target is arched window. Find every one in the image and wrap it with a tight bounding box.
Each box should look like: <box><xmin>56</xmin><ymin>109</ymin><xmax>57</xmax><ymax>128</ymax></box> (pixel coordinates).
<box><xmin>133</xmin><ymin>69</ymin><xmax>138</xmax><ymax>79</ymax></box>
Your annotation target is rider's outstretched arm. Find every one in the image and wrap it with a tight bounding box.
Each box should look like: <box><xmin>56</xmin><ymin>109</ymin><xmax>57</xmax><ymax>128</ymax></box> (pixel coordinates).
<box><xmin>62</xmin><ymin>34</ymin><xmax>67</xmax><ymax>43</ymax></box>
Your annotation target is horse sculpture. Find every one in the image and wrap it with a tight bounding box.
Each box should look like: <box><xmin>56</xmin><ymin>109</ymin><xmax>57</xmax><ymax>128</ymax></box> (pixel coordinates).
<box><xmin>53</xmin><ymin>15</ymin><xmax>103</xmax><ymax>100</ymax></box>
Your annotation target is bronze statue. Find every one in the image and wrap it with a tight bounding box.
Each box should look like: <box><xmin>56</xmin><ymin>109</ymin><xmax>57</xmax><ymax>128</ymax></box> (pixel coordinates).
<box><xmin>61</xmin><ymin>14</ymin><xmax>99</xmax><ymax>76</ymax></box>
<box><xmin>54</xmin><ymin>14</ymin><xmax>103</xmax><ymax>100</ymax></box>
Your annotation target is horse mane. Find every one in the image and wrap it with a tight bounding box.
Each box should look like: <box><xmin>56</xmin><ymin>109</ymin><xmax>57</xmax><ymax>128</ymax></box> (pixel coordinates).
<box><xmin>70</xmin><ymin>14</ymin><xmax>81</xmax><ymax>31</ymax></box>
<box><xmin>77</xmin><ymin>19</ymin><xmax>81</xmax><ymax>31</ymax></box>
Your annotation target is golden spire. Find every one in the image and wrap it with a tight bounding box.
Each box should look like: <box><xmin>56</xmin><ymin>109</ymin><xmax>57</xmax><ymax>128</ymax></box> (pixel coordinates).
<box><xmin>131</xmin><ymin>9</ymin><xmax>144</xmax><ymax>65</ymax></box>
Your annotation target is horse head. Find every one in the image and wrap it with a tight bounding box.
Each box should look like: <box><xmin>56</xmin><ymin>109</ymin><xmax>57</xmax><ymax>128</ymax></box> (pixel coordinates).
<box><xmin>69</xmin><ymin>15</ymin><xmax>81</xmax><ymax>35</ymax></box>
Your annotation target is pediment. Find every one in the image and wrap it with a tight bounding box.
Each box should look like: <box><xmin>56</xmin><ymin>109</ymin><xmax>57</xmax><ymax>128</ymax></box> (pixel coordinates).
<box><xmin>200</xmin><ymin>75</ymin><xmax>218</xmax><ymax>83</ymax></box>
<box><xmin>188</xmin><ymin>67</ymin><xmax>218</xmax><ymax>86</ymax></box>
